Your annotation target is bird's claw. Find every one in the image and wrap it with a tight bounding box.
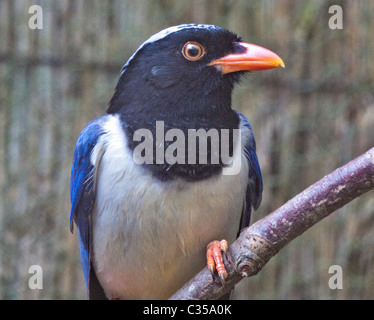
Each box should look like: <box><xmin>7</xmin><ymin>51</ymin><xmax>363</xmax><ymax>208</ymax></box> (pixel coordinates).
<box><xmin>206</xmin><ymin>240</ymin><xmax>228</xmax><ymax>285</ymax></box>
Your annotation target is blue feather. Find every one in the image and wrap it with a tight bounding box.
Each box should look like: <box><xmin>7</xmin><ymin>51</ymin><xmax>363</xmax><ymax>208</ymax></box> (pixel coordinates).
<box><xmin>70</xmin><ymin>117</ymin><xmax>104</xmax><ymax>289</ymax></box>
<box><xmin>236</xmin><ymin>112</ymin><xmax>263</xmax><ymax>231</ymax></box>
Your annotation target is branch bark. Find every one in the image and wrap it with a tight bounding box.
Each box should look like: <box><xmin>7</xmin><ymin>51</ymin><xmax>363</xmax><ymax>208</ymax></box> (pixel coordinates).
<box><xmin>169</xmin><ymin>147</ymin><xmax>374</xmax><ymax>300</ymax></box>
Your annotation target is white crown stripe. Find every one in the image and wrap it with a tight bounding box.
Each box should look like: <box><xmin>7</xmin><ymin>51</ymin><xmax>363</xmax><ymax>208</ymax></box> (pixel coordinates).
<box><xmin>120</xmin><ymin>24</ymin><xmax>220</xmax><ymax>76</ymax></box>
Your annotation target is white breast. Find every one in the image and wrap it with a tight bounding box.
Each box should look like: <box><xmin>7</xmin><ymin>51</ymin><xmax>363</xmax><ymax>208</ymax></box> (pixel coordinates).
<box><xmin>91</xmin><ymin>114</ymin><xmax>249</xmax><ymax>299</ymax></box>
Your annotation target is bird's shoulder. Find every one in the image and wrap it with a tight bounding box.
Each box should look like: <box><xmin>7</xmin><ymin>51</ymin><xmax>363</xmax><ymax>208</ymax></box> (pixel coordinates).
<box><xmin>70</xmin><ymin>115</ymin><xmax>110</xmax><ymax>230</ymax></box>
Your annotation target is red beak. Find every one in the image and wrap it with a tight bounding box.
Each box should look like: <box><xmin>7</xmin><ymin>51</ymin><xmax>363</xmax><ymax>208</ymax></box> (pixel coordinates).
<box><xmin>208</xmin><ymin>42</ymin><xmax>285</xmax><ymax>74</ymax></box>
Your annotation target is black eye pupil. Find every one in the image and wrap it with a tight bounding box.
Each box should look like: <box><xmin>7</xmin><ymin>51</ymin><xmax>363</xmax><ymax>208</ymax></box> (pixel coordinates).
<box><xmin>187</xmin><ymin>45</ymin><xmax>199</xmax><ymax>56</ymax></box>
<box><xmin>182</xmin><ymin>42</ymin><xmax>205</xmax><ymax>61</ymax></box>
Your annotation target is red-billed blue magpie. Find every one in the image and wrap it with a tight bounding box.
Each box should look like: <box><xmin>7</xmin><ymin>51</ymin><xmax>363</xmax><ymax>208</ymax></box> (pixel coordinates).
<box><xmin>70</xmin><ymin>24</ymin><xmax>284</xmax><ymax>299</ymax></box>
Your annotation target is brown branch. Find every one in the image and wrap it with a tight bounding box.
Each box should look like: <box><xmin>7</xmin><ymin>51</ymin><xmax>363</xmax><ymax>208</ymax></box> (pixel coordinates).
<box><xmin>169</xmin><ymin>147</ymin><xmax>374</xmax><ymax>300</ymax></box>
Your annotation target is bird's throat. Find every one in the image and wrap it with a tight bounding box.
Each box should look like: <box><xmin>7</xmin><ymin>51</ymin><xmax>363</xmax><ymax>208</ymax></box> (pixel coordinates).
<box><xmin>118</xmin><ymin>102</ymin><xmax>240</xmax><ymax>182</ymax></box>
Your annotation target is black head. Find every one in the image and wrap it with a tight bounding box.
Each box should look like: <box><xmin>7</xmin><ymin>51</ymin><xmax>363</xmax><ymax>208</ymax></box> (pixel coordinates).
<box><xmin>107</xmin><ymin>24</ymin><xmax>284</xmax><ymax>117</ymax></box>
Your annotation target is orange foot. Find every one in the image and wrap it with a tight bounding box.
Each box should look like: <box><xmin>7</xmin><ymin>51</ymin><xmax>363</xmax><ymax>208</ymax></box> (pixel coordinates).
<box><xmin>206</xmin><ymin>239</ymin><xmax>228</xmax><ymax>284</ymax></box>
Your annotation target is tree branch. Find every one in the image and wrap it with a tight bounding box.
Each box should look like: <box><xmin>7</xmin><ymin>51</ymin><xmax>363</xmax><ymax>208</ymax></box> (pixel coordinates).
<box><xmin>169</xmin><ymin>147</ymin><xmax>374</xmax><ymax>300</ymax></box>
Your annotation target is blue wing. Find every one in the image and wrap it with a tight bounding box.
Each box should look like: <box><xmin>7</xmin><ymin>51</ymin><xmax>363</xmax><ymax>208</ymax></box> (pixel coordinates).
<box><xmin>236</xmin><ymin>112</ymin><xmax>263</xmax><ymax>231</ymax></box>
<box><xmin>70</xmin><ymin>117</ymin><xmax>104</xmax><ymax>291</ymax></box>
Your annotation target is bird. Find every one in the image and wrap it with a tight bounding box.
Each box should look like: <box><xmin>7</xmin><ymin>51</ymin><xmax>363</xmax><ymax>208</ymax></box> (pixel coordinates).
<box><xmin>70</xmin><ymin>23</ymin><xmax>284</xmax><ymax>300</ymax></box>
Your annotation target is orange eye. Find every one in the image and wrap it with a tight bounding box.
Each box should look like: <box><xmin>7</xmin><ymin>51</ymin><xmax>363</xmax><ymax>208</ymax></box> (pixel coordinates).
<box><xmin>182</xmin><ymin>42</ymin><xmax>205</xmax><ymax>61</ymax></box>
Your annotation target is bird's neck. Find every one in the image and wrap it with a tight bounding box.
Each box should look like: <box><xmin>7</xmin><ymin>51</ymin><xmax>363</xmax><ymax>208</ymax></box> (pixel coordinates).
<box><xmin>107</xmin><ymin>83</ymin><xmax>240</xmax><ymax>181</ymax></box>
<box><xmin>109</xmin><ymin>81</ymin><xmax>236</xmax><ymax>128</ymax></box>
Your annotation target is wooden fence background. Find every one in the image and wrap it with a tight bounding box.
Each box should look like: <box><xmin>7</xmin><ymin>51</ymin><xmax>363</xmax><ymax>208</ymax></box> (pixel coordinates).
<box><xmin>0</xmin><ymin>0</ymin><xmax>373</xmax><ymax>299</ymax></box>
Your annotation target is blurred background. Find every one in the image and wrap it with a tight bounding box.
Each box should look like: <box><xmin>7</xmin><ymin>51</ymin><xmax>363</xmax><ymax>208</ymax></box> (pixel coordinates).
<box><xmin>0</xmin><ymin>0</ymin><xmax>373</xmax><ymax>299</ymax></box>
